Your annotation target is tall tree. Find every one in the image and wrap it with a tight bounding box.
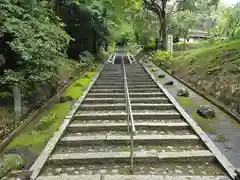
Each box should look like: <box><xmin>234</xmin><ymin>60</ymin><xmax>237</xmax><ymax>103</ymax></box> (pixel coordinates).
<box><xmin>142</xmin><ymin>0</ymin><xmax>219</xmax><ymax>50</ymax></box>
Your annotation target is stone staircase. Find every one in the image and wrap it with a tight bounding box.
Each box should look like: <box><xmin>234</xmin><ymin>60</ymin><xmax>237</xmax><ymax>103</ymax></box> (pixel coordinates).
<box><xmin>34</xmin><ymin>64</ymin><xmax>230</xmax><ymax>180</ymax></box>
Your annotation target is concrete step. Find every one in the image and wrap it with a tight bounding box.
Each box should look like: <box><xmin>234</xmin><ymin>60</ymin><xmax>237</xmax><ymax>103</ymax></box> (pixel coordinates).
<box><xmin>127</xmin><ymin>84</ymin><xmax>157</xmax><ymax>88</ymax></box>
<box><xmin>131</xmin><ymin>103</ymin><xmax>175</xmax><ymax>110</ymax></box>
<box><xmin>67</xmin><ymin>122</ymin><xmax>189</xmax><ymax>132</ymax></box>
<box><xmin>130</xmin><ymin>92</ymin><xmax>165</xmax><ymax>98</ymax></box>
<box><xmin>74</xmin><ymin>111</ymin><xmax>181</xmax><ymax>120</ymax></box>
<box><xmin>92</xmin><ymin>85</ymin><xmax>124</xmax><ymax>89</ymax></box>
<box><xmin>79</xmin><ymin>103</ymin><xmax>126</xmax><ymax>111</ymax></box>
<box><xmin>87</xmin><ymin>93</ymin><xmax>125</xmax><ymax>98</ymax></box>
<box><xmin>94</xmin><ymin>82</ymin><xmax>155</xmax><ymax>86</ymax></box>
<box><xmin>83</xmin><ymin>98</ymin><xmax>125</xmax><ymax>104</ymax></box>
<box><xmin>83</xmin><ymin>97</ymin><xmax>169</xmax><ymax>104</ymax></box>
<box><xmin>97</xmin><ymin>77</ymin><xmax>151</xmax><ymax>81</ymax></box>
<box><xmin>90</xmin><ymin>89</ymin><xmax>124</xmax><ymax>93</ymax></box>
<box><xmin>37</xmin><ymin>175</ymin><xmax>230</xmax><ymax>180</ymax></box>
<box><xmin>128</xmin><ymin>88</ymin><xmax>161</xmax><ymax>93</ymax></box>
<box><xmin>131</xmin><ymin>97</ymin><xmax>169</xmax><ymax>103</ymax></box>
<box><xmin>78</xmin><ymin>104</ymin><xmax>175</xmax><ymax>111</ymax></box>
<box><xmin>60</xmin><ymin>134</ymin><xmax>199</xmax><ymax>146</ymax></box>
<box><xmin>48</xmin><ymin>150</ymin><xmax>214</xmax><ymax>165</ymax></box>
<box><xmin>95</xmin><ymin>80</ymin><xmax>124</xmax><ymax>83</ymax></box>
<box><xmin>86</xmin><ymin>92</ymin><xmax>165</xmax><ymax>98</ymax></box>
<box><xmin>94</xmin><ymin>82</ymin><xmax>125</xmax><ymax>85</ymax></box>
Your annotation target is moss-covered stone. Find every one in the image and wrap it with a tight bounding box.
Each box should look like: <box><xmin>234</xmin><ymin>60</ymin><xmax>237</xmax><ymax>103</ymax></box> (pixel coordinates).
<box><xmin>197</xmin><ymin>105</ymin><xmax>216</xmax><ymax>119</ymax></box>
<box><xmin>0</xmin><ymin>154</ymin><xmax>24</xmax><ymax>178</ymax></box>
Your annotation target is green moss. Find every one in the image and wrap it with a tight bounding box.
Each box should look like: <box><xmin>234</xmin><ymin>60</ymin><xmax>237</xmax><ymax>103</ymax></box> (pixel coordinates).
<box><xmin>191</xmin><ymin>112</ymin><xmax>218</xmax><ymax>134</ymax></box>
<box><xmin>8</xmin><ymin>102</ymin><xmax>72</xmax><ymax>153</ymax></box>
<box><xmin>177</xmin><ymin>97</ymin><xmax>195</xmax><ymax>108</ymax></box>
<box><xmin>6</xmin><ymin>69</ymin><xmax>97</xmax><ymax>154</ymax></box>
<box><xmin>64</xmin><ymin>72</ymin><xmax>96</xmax><ymax>99</ymax></box>
<box><xmin>215</xmin><ymin>134</ymin><xmax>227</xmax><ymax>142</ymax></box>
<box><xmin>0</xmin><ymin>154</ymin><xmax>24</xmax><ymax>178</ymax></box>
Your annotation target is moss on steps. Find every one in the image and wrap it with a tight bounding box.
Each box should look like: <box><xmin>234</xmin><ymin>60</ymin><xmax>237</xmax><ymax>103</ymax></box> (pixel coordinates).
<box><xmin>0</xmin><ymin>68</ymin><xmax>98</xmax><ymax>178</ymax></box>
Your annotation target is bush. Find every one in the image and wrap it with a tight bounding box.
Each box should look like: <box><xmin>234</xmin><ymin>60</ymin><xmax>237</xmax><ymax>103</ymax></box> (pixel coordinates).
<box><xmin>152</xmin><ymin>50</ymin><xmax>173</xmax><ymax>68</ymax></box>
<box><xmin>0</xmin><ymin>0</ymin><xmax>70</xmax><ymax>90</ymax></box>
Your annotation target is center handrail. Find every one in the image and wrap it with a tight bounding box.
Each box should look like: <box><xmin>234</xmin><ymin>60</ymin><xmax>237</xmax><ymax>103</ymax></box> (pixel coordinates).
<box><xmin>122</xmin><ymin>56</ymin><xmax>136</xmax><ymax>174</ymax></box>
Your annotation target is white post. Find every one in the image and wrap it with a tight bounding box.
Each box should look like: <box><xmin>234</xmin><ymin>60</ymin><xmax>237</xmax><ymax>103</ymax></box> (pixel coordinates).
<box><xmin>167</xmin><ymin>35</ymin><xmax>173</xmax><ymax>53</ymax></box>
<box><xmin>13</xmin><ymin>86</ymin><xmax>22</xmax><ymax>120</ymax></box>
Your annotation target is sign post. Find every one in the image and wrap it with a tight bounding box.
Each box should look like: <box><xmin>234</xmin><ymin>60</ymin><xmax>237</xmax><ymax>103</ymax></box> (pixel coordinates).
<box><xmin>167</xmin><ymin>35</ymin><xmax>173</xmax><ymax>53</ymax></box>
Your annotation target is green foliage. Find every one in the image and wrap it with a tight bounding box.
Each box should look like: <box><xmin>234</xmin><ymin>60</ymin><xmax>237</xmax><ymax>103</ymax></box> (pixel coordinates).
<box><xmin>0</xmin><ymin>0</ymin><xmax>70</xmax><ymax>89</ymax></box>
<box><xmin>214</xmin><ymin>4</ymin><xmax>240</xmax><ymax>39</ymax></box>
<box><xmin>7</xmin><ymin>69</ymin><xmax>97</xmax><ymax>156</ymax></box>
<box><xmin>0</xmin><ymin>154</ymin><xmax>24</xmax><ymax>178</ymax></box>
<box><xmin>174</xmin><ymin>42</ymin><xmax>197</xmax><ymax>51</ymax></box>
<box><xmin>152</xmin><ymin>50</ymin><xmax>173</xmax><ymax>67</ymax></box>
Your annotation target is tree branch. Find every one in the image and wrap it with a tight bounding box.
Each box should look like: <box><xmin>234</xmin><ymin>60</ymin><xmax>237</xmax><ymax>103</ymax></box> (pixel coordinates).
<box><xmin>142</xmin><ymin>0</ymin><xmax>162</xmax><ymax>15</ymax></box>
<box><xmin>167</xmin><ymin>0</ymin><xmax>184</xmax><ymax>15</ymax></box>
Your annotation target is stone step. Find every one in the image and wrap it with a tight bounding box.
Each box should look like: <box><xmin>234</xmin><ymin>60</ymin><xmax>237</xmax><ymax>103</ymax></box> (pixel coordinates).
<box><xmin>128</xmin><ymin>88</ymin><xmax>161</xmax><ymax>93</ymax></box>
<box><xmin>132</xmin><ymin>104</ymin><xmax>175</xmax><ymax>110</ymax></box>
<box><xmin>97</xmin><ymin>78</ymin><xmax>152</xmax><ymax>81</ymax></box>
<box><xmin>74</xmin><ymin>111</ymin><xmax>181</xmax><ymax>120</ymax></box>
<box><xmin>87</xmin><ymin>93</ymin><xmax>125</xmax><ymax>98</ymax></box>
<box><xmin>78</xmin><ymin>104</ymin><xmax>175</xmax><ymax>111</ymax></box>
<box><xmin>67</xmin><ymin>122</ymin><xmax>189</xmax><ymax>132</ymax></box>
<box><xmin>95</xmin><ymin>80</ymin><xmax>155</xmax><ymax>84</ymax></box>
<box><xmin>48</xmin><ymin>150</ymin><xmax>214</xmax><ymax>165</ymax></box>
<box><xmin>83</xmin><ymin>98</ymin><xmax>125</xmax><ymax>104</ymax></box>
<box><xmin>37</xmin><ymin>175</ymin><xmax>230</xmax><ymax>180</ymax></box>
<box><xmin>92</xmin><ymin>85</ymin><xmax>124</xmax><ymax>89</ymax></box>
<box><xmin>60</xmin><ymin>134</ymin><xmax>199</xmax><ymax>146</ymax></box>
<box><xmin>83</xmin><ymin>97</ymin><xmax>169</xmax><ymax>104</ymax></box>
<box><xmin>127</xmin><ymin>84</ymin><xmax>158</xmax><ymax>88</ymax></box>
<box><xmin>90</xmin><ymin>89</ymin><xmax>124</xmax><ymax>93</ymax></box>
<box><xmin>90</xmin><ymin>88</ymin><xmax>161</xmax><ymax>93</ymax></box>
<box><xmin>86</xmin><ymin>92</ymin><xmax>165</xmax><ymax>98</ymax></box>
<box><xmin>130</xmin><ymin>92</ymin><xmax>165</xmax><ymax>98</ymax></box>
<box><xmin>94</xmin><ymin>82</ymin><xmax>155</xmax><ymax>85</ymax></box>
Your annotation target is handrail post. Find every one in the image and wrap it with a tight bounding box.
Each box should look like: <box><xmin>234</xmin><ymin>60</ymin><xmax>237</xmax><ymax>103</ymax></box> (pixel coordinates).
<box><xmin>130</xmin><ymin>130</ymin><xmax>134</xmax><ymax>174</ymax></box>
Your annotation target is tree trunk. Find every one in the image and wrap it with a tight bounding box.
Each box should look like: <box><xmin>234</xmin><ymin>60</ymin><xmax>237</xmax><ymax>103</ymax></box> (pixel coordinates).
<box><xmin>161</xmin><ymin>0</ymin><xmax>167</xmax><ymax>50</ymax></box>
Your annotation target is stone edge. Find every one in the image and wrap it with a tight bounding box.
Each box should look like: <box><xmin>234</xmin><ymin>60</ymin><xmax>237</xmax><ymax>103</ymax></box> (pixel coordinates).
<box><xmin>142</xmin><ymin>63</ymin><xmax>237</xmax><ymax>179</ymax></box>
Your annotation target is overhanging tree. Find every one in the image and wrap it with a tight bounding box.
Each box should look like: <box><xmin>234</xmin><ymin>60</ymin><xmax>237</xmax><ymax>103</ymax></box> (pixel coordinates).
<box><xmin>142</xmin><ymin>0</ymin><xmax>219</xmax><ymax>50</ymax></box>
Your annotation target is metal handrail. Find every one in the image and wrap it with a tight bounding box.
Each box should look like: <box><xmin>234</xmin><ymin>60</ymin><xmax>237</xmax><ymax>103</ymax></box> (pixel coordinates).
<box><xmin>122</xmin><ymin>56</ymin><xmax>136</xmax><ymax>174</ymax></box>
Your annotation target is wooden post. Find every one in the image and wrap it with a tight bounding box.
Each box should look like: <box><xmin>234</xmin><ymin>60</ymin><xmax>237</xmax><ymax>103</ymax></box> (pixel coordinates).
<box><xmin>13</xmin><ymin>86</ymin><xmax>22</xmax><ymax>120</ymax></box>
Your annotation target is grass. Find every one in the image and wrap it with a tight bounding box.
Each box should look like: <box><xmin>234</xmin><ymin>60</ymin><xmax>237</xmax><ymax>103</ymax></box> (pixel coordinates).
<box><xmin>173</xmin><ymin>40</ymin><xmax>240</xmax><ymax>74</ymax></box>
<box><xmin>6</xmin><ymin>69</ymin><xmax>97</xmax><ymax>154</ymax></box>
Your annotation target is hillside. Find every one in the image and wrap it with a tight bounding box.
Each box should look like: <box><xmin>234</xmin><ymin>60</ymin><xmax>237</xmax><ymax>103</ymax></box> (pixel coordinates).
<box><xmin>170</xmin><ymin>40</ymin><xmax>240</xmax><ymax>116</ymax></box>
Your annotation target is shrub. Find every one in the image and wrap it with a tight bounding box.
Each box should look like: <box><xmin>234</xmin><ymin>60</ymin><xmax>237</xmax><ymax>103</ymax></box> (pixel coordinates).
<box><xmin>152</xmin><ymin>50</ymin><xmax>173</xmax><ymax>68</ymax></box>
